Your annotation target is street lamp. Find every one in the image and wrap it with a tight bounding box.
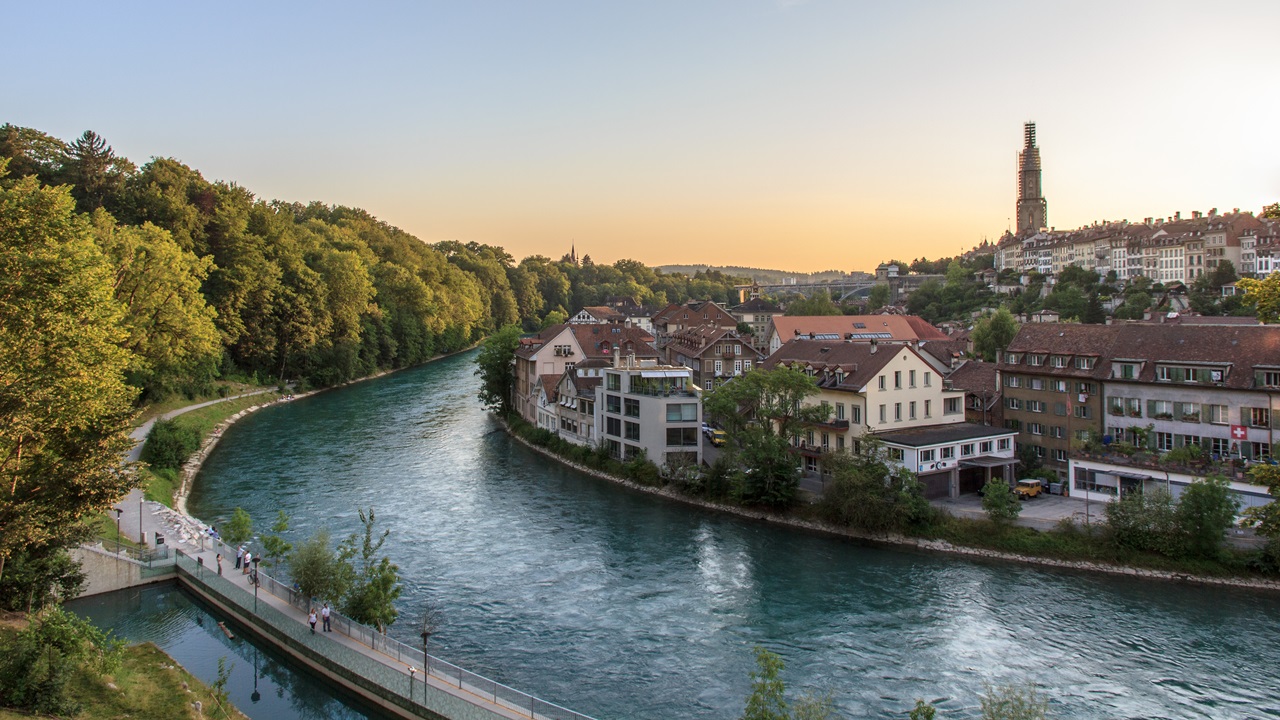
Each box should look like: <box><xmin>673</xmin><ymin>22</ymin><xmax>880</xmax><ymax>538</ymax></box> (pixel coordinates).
<box><xmin>252</xmin><ymin>557</ymin><xmax>261</xmax><ymax>612</ymax></box>
<box><xmin>114</xmin><ymin>508</ymin><xmax>123</xmax><ymax>553</ymax></box>
<box><xmin>409</xmin><ymin>667</ymin><xmax>416</xmax><ymax>702</ymax></box>
<box><xmin>138</xmin><ymin>493</ymin><xmax>143</xmax><ymax>546</ymax></box>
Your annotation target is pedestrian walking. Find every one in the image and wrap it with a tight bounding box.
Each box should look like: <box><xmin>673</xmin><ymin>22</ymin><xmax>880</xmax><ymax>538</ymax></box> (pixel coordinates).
<box><xmin>321</xmin><ymin>603</ymin><xmax>331</xmax><ymax>632</ymax></box>
<box><xmin>216</xmin><ymin>553</ymin><xmax>223</xmax><ymax>576</ymax></box>
<box><xmin>308</xmin><ymin>608</ymin><xmax>317</xmax><ymax>634</ymax></box>
<box><xmin>235</xmin><ymin>546</ymin><xmax>244</xmax><ymax>569</ymax></box>
<box><xmin>242</xmin><ymin>550</ymin><xmax>251</xmax><ymax>574</ymax></box>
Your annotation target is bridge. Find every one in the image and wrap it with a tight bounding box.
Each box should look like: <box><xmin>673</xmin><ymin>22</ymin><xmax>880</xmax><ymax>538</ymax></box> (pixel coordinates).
<box><xmin>736</xmin><ymin>279</ymin><xmax>880</xmax><ymax>303</ymax></box>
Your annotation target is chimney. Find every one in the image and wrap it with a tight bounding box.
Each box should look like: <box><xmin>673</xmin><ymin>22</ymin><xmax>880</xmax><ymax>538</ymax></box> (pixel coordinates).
<box><xmin>1192</xmin><ymin>211</ymin><xmax>1202</xmax><ymax>219</ymax></box>
<box><xmin>1175</xmin><ymin>211</ymin><xmax>1181</xmax><ymax>220</ymax></box>
<box><xmin>1209</xmin><ymin>208</ymin><xmax>1218</xmax><ymax>217</ymax></box>
<box><xmin>870</xmin><ymin>339</ymin><xmax>878</xmax><ymax>354</ymax></box>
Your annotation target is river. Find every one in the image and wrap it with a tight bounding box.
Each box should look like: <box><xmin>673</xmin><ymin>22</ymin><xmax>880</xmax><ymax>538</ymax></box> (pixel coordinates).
<box><xmin>187</xmin><ymin>350</ymin><xmax>1280</xmax><ymax>719</ymax></box>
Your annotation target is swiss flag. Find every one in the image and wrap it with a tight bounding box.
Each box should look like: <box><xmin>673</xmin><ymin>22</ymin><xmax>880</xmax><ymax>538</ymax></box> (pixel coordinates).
<box><xmin>1230</xmin><ymin>425</ymin><xmax>1248</xmax><ymax>440</ymax></box>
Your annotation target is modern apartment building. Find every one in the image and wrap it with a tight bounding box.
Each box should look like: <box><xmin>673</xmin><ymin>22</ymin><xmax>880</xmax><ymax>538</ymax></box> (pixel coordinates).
<box><xmin>595</xmin><ymin>354</ymin><xmax>702</xmax><ymax>470</ymax></box>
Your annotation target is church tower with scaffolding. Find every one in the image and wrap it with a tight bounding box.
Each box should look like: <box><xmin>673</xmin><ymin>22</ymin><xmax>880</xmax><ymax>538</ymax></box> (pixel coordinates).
<box><xmin>1016</xmin><ymin>122</ymin><xmax>1047</xmax><ymax>234</ymax></box>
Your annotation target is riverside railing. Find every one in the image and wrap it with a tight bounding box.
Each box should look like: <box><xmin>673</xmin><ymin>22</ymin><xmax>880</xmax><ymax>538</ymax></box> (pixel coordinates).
<box><xmin>174</xmin><ymin>549</ymin><xmax>595</xmax><ymax>720</ymax></box>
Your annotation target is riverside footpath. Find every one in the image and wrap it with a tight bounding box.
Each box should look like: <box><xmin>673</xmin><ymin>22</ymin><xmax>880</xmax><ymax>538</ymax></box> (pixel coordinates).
<box><xmin>86</xmin><ymin>368</ymin><xmax>593</xmax><ymax>720</ymax></box>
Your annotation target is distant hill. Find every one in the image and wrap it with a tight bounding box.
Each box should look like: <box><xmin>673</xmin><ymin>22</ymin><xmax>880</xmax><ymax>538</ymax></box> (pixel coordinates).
<box><xmin>656</xmin><ymin>265</ymin><xmax>852</xmax><ymax>284</ymax></box>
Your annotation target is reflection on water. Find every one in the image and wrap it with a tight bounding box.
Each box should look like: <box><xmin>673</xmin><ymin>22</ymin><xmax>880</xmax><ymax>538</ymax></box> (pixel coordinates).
<box><xmin>188</xmin><ymin>351</ymin><xmax>1280</xmax><ymax>720</ymax></box>
<box><xmin>66</xmin><ymin>585</ymin><xmax>378</xmax><ymax>720</ymax></box>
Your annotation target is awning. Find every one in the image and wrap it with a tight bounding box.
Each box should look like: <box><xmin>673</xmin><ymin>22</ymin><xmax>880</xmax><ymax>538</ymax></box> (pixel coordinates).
<box><xmin>1114</xmin><ymin>472</ymin><xmax>1149</xmax><ymax>482</ymax></box>
<box><xmin>640</xmin><ymin>370</ymin><xmax>687</xmax><ymax>378</ymax></box>
<box><xmin>960</xmin><ymin>457</ymin><xmax>1018</xmax><ymax>468</ymax></box>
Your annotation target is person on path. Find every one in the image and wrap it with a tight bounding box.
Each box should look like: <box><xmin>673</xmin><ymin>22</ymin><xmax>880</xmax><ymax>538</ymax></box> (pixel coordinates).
<box><xmin>242</xmin><ymin>550</ymin><xmax>252</xmax><ymax>574</ymax></box>
<box><xmin>308</xmin><ymin>609</ymin><xmax>317</xmax><ymax>634</ymax></box>
<box><xmin>216</xmin><ymin>553</ymin><xmax>223</xmax><ymax>576</ymax></box>
<box><xmin>236</xmin><ymin>546</ymin><xmax>244</xmax><ymax>569</ymax></box>
<box><xmin>321</xmin><ymin>603</ymin><xmax>331</xmax><ymax>632</ymax></box>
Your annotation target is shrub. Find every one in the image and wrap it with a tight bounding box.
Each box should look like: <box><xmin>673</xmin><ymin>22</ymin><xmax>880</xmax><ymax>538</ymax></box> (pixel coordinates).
<box><xmin>140</xmin><ymin>419</ymin><xmax>201</xmax><ymax>470</ymax></box>
<box><xmin>0</xmin><ymin>607</ymin><xmax>123</xmax><ymax>715</ymax></box>
<box><xmin>982</xmin><ymin>477</ymin><xmax>1022</xmax><ymax>525</ymax></box>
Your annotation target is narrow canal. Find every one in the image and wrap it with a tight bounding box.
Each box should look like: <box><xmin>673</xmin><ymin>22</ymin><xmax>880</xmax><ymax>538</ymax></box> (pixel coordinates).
<box><xmin>186</xmin><ymin>350</ymin><xmax>1280</xmax><ymax>719</ymax></box>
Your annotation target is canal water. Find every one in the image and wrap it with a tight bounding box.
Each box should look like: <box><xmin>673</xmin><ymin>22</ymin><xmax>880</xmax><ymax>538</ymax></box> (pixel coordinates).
<box><xmin>66</xmin><ymin>584</ymin><xmax>378</xmax><ymax>719</ymax></box>
<box><xmin>187</xmin><ymin>350</ymin><xmax>1280</xmax><ymax>719</ymax></box>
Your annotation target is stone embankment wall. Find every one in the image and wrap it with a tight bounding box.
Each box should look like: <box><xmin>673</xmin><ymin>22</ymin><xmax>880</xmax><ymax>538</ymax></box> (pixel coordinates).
<box><xmin>505</xmin><ymin>426</ymin><xmax>1280</xmax><ymax>594</ymax></box>
<box><xmin>71</xmin><ymin>545</ymin><xmax>174</xmax><ymax>597</ymax></box>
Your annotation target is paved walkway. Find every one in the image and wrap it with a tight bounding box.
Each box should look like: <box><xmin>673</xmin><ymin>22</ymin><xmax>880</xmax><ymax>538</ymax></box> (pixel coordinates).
<box><xmin>126</xmin><ymin>389</ymin><xmax>276</xmax><ymax>463</ymax></box>
<box><xmin>181</xmin><ymin>539</ymin><xmax>537</xmax><ymax>720</ymax></box>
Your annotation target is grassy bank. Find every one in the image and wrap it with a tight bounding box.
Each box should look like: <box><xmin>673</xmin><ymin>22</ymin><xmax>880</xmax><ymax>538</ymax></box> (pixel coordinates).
<box><xmin>0</xmin><ymin>615</ymin><xmax>246</xmax><ymax>720</ymax></box>
<box><xmin>507</xmin><ymin>415</ymin><xmax>1275</xmax><ymax>583</ymax></box>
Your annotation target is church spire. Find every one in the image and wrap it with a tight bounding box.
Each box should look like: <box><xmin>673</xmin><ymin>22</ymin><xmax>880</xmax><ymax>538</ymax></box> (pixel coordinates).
<box><xmin>1016</xmin><ymin>122</ymin><xmax>1047</xmax><ymax>235</ymax></box>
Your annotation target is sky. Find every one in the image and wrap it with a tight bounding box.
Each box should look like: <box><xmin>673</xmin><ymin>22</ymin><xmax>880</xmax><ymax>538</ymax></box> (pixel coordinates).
<box><xmin>6</xmin><ymin>1</ymin><xmax>1279</xmax><ymax>273</ymax></box>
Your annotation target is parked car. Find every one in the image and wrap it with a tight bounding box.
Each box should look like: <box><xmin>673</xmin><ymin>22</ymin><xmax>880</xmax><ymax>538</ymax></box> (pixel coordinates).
<box><xmin>708</xmin><ymin>429</ymin><xmax>728</xmax><ymax>447</ymax></box>
<box><xmin>702</xmin><ymin>422</ymin><xmax>712</xmax><ymax>437</ymax></box>
<box><xmin>1014</xmin><ymin>479</ymin><xmax>1043</xmax><ymax>500</ymax></box>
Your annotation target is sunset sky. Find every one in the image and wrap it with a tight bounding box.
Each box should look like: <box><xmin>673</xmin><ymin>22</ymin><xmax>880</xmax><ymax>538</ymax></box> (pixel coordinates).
<box><xmin>7</xmin><ymin>1</ymin><xmax>1278</xmax><ymax>273</ymax></box>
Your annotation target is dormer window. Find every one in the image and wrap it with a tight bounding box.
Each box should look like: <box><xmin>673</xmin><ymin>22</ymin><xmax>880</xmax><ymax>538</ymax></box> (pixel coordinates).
<box><xmin>1027</xmin><ymin>354</ymin><xmax>1044</xmax><ymax>367</ymax></box>
<box><xmin>1050</xmin><ymin>356</ymin><xmax>1067</xmax><ymax>368</ymax></box>
<box><xmin>1005</xmin><ymin>353</ymin><xmax>1021</xmax><ymax>365</ymax></box>
<box><xmin>1075</xmin><ymin>357</ymin><xmax>1095</xmax><ymax>370</ymax></box>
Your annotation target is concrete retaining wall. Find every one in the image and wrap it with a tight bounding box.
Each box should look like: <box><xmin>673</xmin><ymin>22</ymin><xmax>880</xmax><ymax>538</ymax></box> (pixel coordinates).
<box><xmin>71</xmin><ymin>546</ymin><xmax>175</xmax><ymax>598</ymax></box>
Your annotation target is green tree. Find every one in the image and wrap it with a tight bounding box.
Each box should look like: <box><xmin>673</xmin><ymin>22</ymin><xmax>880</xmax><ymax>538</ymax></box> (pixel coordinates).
<box><xmin>982</xmin><ymin>477</ymin><xmax>1022</xmax><ymax>525</ymax></box>
<box><xmin>0</xmin><ymin>606</ymin><xmax>124</xmax><ymax>715</ymax></box>
<box><xmin>866</xmin><ymin>283</ymin><xmax>891</xmax><ymax>310</ymax></box>
<box><xmin>742</xmin><ymin>646</ymin><xmax>788</xmax><ymax>720</ymax></box>
<box><xmin>141</xmin><ymin>418</ymin><xmax>202</xmax><ymax>470</ymax></box>
<box><xmin>971</xmin><ymin>308</ymin><xmax>1019</xmax><ymax>362</ymax></box>
<box><xmin>1262</xmin><ymin>202</ymin><xmax>1279</xmax><ymax>220</ymax></box>
<box><xmin>474</xmin><ymin>324</ymin><xmax>524</xmax><ymax>415</ymax></box>
<box><xmin>818</xmin><ymin>443</ymin><xmax>932</xmax><ymax>533</ymax></box>
<box><xmin>341</xmin><ymin>507</ymin><xmax>402</xmax><ymax>633</ymax></box>
<box><xmin>62</xmin><ymin>130</ymin><xmax>133</xmax><ymax>212</ymax></box>
<box><xmin>1237</xmin><ymin>272</ymin><xmax>1280</xmax><ymax>324</ymax></box>
<box><xmin>1242</xmin><ymin>465</ymin><xmax>1280</xmax><ymax>539</ymax></box>
<box><xmin>980</xmin><ymin>683</ymin><xmax>1049</xmax><ymax>720</ymax></box>
<box><xmin>1104</xmin><ymin>487</ymin><xmax>1178</xmax><ymax>554</ymax></box>
<box><xmin>703</xmin><ymin>367</ymin><xmax>826</xmax><ymax>507</ymax></box>
<box><xmin>288</xmin><ymin>528</ymin><xmax>354</xmax><ymax>604</ymax></box>
<box><xmin>1175</xmin><ymin>475</ymin><xmax>1239</xmax><ymax>559</ymax></box>
<box><xmin>0</xmin><ymin>168</ymin><xmax>137</xmax><ymax>593</ymax></box>
<box><xmin>261</xmin><ymin>510</ymin><xmax>293</xmax><ymax>569</ymax></box>
<box><xmin>784</xmin><ymin>290</ymin><xmax>842</xmax><ymax>316</ymax></box>
<box><xmin>221</xmin><ymin>508</ymin><xmax>253</xmax><ymax>548</ymax></box>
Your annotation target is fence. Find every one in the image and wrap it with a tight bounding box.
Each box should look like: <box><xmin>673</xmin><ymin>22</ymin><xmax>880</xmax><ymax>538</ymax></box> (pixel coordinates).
<box><xmin>175</xmin><ymin>549</ymin><xmax>595</xmax><ymax>720</ymax></box>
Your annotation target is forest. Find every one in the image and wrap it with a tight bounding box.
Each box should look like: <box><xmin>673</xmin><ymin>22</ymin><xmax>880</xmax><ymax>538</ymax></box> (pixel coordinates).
<box><xmin>0</xmin><ymin>125</ymin><xmax>746</xmax><ymax>400</ymax></box>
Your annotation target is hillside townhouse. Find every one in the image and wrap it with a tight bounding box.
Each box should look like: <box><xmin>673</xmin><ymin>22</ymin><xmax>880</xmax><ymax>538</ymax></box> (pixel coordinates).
<box><xmin>1000</xmin><ymin>322</ymin><xmax>1280</xmax><ymax>482</ymax></box>
<box><xmin>569</xmin><ymin>306</ymin><xmax>624</xmax><ymax>324</ymax></box>
<box><xmin>729</xmin><ymin>298</ymin><xmax>784</xmax><ymax>352</ymax></box>
<box><xmin>595</xmin><ymin>355</ymin><xmax>702</xmax><ymax>469</ymax></box>
<box><xmin>662</xmin><ymin>325</ymin><xmax>764</xmax><ymax>393</ymax></box>
<box><xmin>998</xmin><ymin>324</ymin><xmax>1116</xmax><ymax>478</ymax></box>
<box><xmin>763</xmin><ymin>341</ymin><xmax>1016</xmax><ymax>498</ymax></box>
<box><xmin>764</xmin><ymin>315</ymin><xmax>949</xmax><ymax>356</ymax></box>
<box><xmin>513</xmin><ymin>323</ymin><xmax>659</xmax><ymax>425</ymax></box>
<box><xmin>946</xmin><ymin>360</ymin><xmax>1004</xmax><ymax>428</ymax></box>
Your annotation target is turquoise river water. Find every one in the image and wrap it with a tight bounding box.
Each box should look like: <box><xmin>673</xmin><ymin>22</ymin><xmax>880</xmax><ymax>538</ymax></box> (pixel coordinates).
<box><xmin>178</xmin><ymin>350</ymin><xmax>1280</xmax><ymax>719</ymax></box>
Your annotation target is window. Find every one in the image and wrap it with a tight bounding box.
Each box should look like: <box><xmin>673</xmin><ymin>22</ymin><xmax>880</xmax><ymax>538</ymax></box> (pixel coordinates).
<box><xmin>1074</xmin><ymin>405</ymin><xmax>1091</xmax><ymax>419</ymax></box>
<box><xmin>1006</xmin><ymin>398</ymin><xmax>1022</xmax><ymax>410</ymax></box>
<box><xmin>734</xmin><ymin>360</ymin><xmax>743</xmax><ymax>375</ymax></box>
<box><xmin>944</xmin><ymin>397</ymin><xmax>962</xmax><ymax>415</ymax></box>
<box><xmin>821</xmin><ymin>433</ymin><xmax>830</xmax><ymax>451</ymax></box>
<box><xmin>836</xmin><ymin>403</ymin><xmax>846</xmax><ymax>421</ymax></box>
<box><xmin>805</xmin><ymin>430</ymin><xmax>815</xmax><ymax>446</ymax></box>
<box><xmin>735</xmin><ymin>344</ymin><xmax>742</xmax><ymax>355</ymax></box>
<box><xmin>1117</xmin><ymin>363</ymin><xmax>1137</xmax><ymax>380</ymax></box>
<box><xmin>1005</xmin><ymin>375</ymin><xmax>1022</xmax><ymax>388</ymax></box>
<box><xmin>1027</xmin><ymin>400</ymin><xmax>1045</xmax><ymax>413</ymax></box>
<box><xmin>1052</xmin><ymin>449</ymin><xmax>1068</xmax><ymax>462</ymax></box>
<box><xmin>743</xmin><ymin>360</ymin><xmax>753</xmax><ymax>372</ymax></box>
<box><xmin>924</xmin><ymin>400</ymin><xmax>931</xmax><ymax>418</ymax></box>
<box><xmin>1156</xmin><ymin>432</ymin><xmax>1174</xmax><ymax>452</ymax></box>
<box><xmin>1210</xmin><ymin>437</ymin><xmax>1231</xmax><ymax>456</ymax></box>
<box><xmin>1005</xmin><ymin>353</ymin><xmax>1021</xmax><ymax>364</ymax></box>
<box><xmin>606</xmin><ymin>373</ymin><xmax>621</xmax><ymax>391</ymax></box>
<box><xmin>981</xmin><ymin>440</ymin><xmax>994</xmax><ymax>453</ymax></box>
<box><xmin>1261</xmin><ymin>370</ymin><xmax>1280</xmax><ymax>387</ymax></box>
<box><xmin>920</xmin><ymin>449</ymin><xmax>936</xmax><ymax>462</ymax></box>
<box><xmin>909</xmin><ymin>370</ymin><xmax>917</xmax><ymax>388</ymax></box>
<box><xmin>1051</xmin><ymin>379</ymin><xmax>1067</xmax><ymax>393</ymax></box>
<box><xmin>1033</xmin><ymin>445</ymin><xmax>1045</xmax><ymax>458</ymax></box>
<box><xmin>961</xmin><ymin>443</ymin><xmax>974</xmax><ymax>456</ymax></box>
<box><xmin>1250</xmin><ymin>407</ymin><xmax>1272</xmax><ymax>428</ymax></box>
<box><xmin>837</xmin><ymin>435</ymin><xmax>845</xmax><ymax>452</ymax></box>
<box><xmin>889</xmin><ymin>448</ymin><xmax>904</xmax><ymax>462</ymax></box>
<box><xmin>879</xmin><ymin>375</ymin><xmax>886</xmax><ymax>391</ymax></box>
<box><xmin>879</xmin><ymin>404</ymin><xmax>886</xmax><ymax>423</ymax></box>
<box><xmin>894</xmin><ymin>403</ymin><xmax>902</xmax><ymax>421</ymax></box>
<box><xmin>1077</xmin><ymin>382</ymin><xmax>1096</xmax><ymax>394</ymax></box>
<box><xmin>909</xmin><ymin>401</ymin><xmax>917</xmax><ymax>420</ymax></box>
<box><xmin>852</xmin><ymin>405</ymin><xmax>862</xmax><ymax>424</ymax></box>
<box><xmin>1050</xmin><ymin>426</ymin><xmax>1064</xmax><ymax>439</ymax></box>
<box><xmin>998</xmin><ymin>438</ymin><xmax>1011</xmax><ymax>451</ymax></box>
<box><xmin>624</xmin><ymin>398</ymin><xmax>640</xmax><ymax>417</ymax></box>
<box><xmin>1157</xmin><ymin>366</ymin><xmax>1174</xmax><ymax>382</ymax></box>
<box><xmin>894</xmin><ymin>371</ymin><xmax>902</xmax><ymax>390</ymax></box>
<box><xmin>1149</xmin><ymin>400</ymin><xmax>1173</xmax><ymax>419</ymax></box>
<box><xmin>1207</xmin><ymin>404</ymin><xmax>1230</xmax><ymax>425</ymax></box>
<box><xmin>1028</xmin><ymin>423</ymin><xmax>1044</xmax><ymax>436</ymax></box>
<box><xmin>924</xmin><ymin>372</ymin><xmax>932</xmax><ymax>387</ymax></box>
<box><xmin>1050</xmin><ymin>356</ymin><xmax>1067</xmax><ymax>368</ymax></box>
<box><xmin>941</xmin><ymin>446</ymin><xmax>955</xmax><ymax>460</ymax></box>
<box><xmin>606</xmin><ymin>417</ymin><xmax>622</xmax><ymax>437</ymax></box>
<box><xmin>714</xmin><ymin>360</ymin><xmax>723</xmax><ymax>375</ymax></box>
<box><xmin>1075</xmin><ymin>357</ymin><xmax>1095</xmax><ymax>370</ymax></box>
<box><xmin>606</xmin><ymin>395</ymin><xmax>622</xmax><ymax>414</ymax></box>
<box><xmin>1028</xmin><ymin>355</ymin><xmax>1044</xmax><ymax>367</ymax></box>
<box><xmin>1029</xmin><ymin>378</ymin><xmax>1045</xmax><ymax>390</ymax></box>
<box><xmin>666</xmin><ymin>403</ymin><xmax>697</xmax><ymax>422</ymax></box>
<box><xmin>1250</xmin><ymin>442</ymin><xmax>1272</xmax><ymax>460</ymax></box>
<box><xmin>1054</xmin><ymin>402</ymin><xmax>1067</xmax><ymax>416</ymax></box>
<box><xmin>624</xmin><ymin>421</ymin><xmax>640</xmax><ymax>441</ymax></box>
<box><xmin>665</xmin><ymin>425</ymin><xmax>696</xmax><ymax>443</ymax></box>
